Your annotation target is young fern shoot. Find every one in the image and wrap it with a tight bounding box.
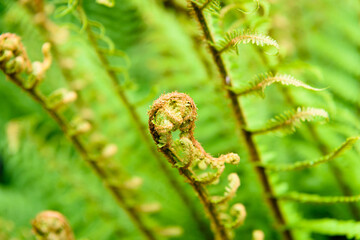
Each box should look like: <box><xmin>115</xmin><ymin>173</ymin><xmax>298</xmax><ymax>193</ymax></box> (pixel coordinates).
<box><xmin>149</xmin><ymin>92</ymin><xmax>245</xmax><ymax>240</ymax></box>
<box><xmin>32</xmin><ymin>211</ymin><xmax>75</xmax><ymax>240</ymax></box>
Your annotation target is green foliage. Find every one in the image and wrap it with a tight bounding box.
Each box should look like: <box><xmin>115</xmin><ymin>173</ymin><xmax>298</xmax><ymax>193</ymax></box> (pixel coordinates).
<box><xmin>251</xmin><ymin>107</ymin><xmax>329</xmax><ymax>135</ymax></box>
<box><xmin>1</xmin><ymin>0</ymin><xmax>360</xmax><ymax>239</ymax></box>
<box><xmin>263</xmin><ymin>137</ymin><xmax>360</xmax><ymax>171</ymax></box>
<box><xmin>216</xmin><ymin>29</ymin><xmax>279</xmax><ymax>54</ymax></box>
<box><xmin>296</xmin><ymin>219</ymin><xmax>360</xmax><ymax>239</ymax></box>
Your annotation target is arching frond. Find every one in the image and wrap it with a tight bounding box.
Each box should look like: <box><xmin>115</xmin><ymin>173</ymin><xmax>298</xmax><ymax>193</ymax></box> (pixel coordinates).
<box><xmin>251</xmin><ymin>107</ymin><xmax>329</xmax><ymax>135</ymax></box>
<box><xmin>216</xmin><ymin>30</ymin><xmax>279</xmax><ymax>54</ymax></box>
<box><xmin>232</xmin><ymin>73</ymin><xmax>324</xmax><ymax>97</ymax></box>
<box><xmin>262</xmin><ymin>137</ymin><xmax>360</xmax><ymax>171</ymax></box>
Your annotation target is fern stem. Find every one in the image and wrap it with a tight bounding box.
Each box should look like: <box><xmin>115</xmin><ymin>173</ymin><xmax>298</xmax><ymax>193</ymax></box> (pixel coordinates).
<box><xmin>190</xmin><ymin>2</ymin><xmax>294</xmax><ymax>240</ymax></box>
<box><xmin>251</xmin><ymin>124</ymin><xmax>285</xmax><ymax>135</ymax></box>
<box><xmin>3</xmin><ymin>73</ymin><xmax>157</xmax><ymax>240</ymax></box>
<box><xmin>166</xmin><ymin>148</ymin><xmax>231</xmax><ymax>240</ymax></box>
<box><xmin>78</xmin><ymin>5</ymin><xmax>210</xmax><ymax>236</ymax></box>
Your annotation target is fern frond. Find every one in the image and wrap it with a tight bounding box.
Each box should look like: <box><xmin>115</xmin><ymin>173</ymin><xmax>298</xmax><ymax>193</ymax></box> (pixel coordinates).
<box><xmin>232</xmin><ymin>73</ymin><xmax>324</xmax><ymax>97</ymax></box>
<box><xmin>278</xmin><ymin>192</ymin><xmax>360</xmax><ymax>204</ymax></box>
<box><xmin>216</xmin><ymin>30</ymin><xmax>279</xmax><ymax>54</ymax></box>
<box><xmin>263</xmin><ymin>137</ymin><xmax>360</xmax><ymax>171</ymax></box>
<box><xmin>192</xmin><ymin>0</ymin><xmax>221</xmax><ymax>14</ymax></box>
<box><xmin>252</xmin><ymin>107</ymin><xmax>329</xmax><ymax>135</ymax></box>
<box><xmin>296</xmin><ymin>218</ymin><xmax>360</xmax><ymax>238</ymax></box>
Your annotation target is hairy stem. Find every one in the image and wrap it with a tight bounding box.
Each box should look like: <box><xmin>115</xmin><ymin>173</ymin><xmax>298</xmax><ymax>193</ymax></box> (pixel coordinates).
<box><xmin>190</xmin><ymin>3</ymin><xmax>293</xmax><ymax>240</ymax></box>
<box><xmin>164</xmin><ymin>148</ymin><xmax>231</xmax><ymax>240</ymax></box>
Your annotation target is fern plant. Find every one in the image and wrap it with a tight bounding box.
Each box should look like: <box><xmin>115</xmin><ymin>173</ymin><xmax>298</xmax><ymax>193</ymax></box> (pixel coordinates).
<box><xmin>1</xmin><ymin>0</ymin><xmax>360</xmax><ymax>239</ymax></box>
<box><xmin>0</xmin><ymin>33</ymin><xmax>169</xmax><ymax>240</ymax></box>
<box><xmin>148</xmin><ymin>92</ymin><xmax>245</xmax><ymax>239</ymax></box>
<box><xmin>187</xmin><ymin>0</ymin><xmax>360</xmax><ymax>239</ymax></box>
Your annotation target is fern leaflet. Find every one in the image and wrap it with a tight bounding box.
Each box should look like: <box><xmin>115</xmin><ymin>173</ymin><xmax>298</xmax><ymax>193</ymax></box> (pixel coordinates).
<box><xmin>231</xmin><ymin>73</ymin><xmax>323</xmax><ymax>97</ymax></box>
<box><xmin>262</xmin><ymin>137</ymin><xmax>360</xmax><ymax>171</ymax></box>
<box><xmin>278</xmin><ymin>192</ymin><xmax>360</xmax><ymax>204</ymax></box>
<box><xmin>251</xmin><ymin>107</ymin><xmax>329</xmax><ymax>135</ymax></box>
<box><xmin>216</xmin><ymin>30</ymin><xmax>279</xmax><ymax>54</ymax></box>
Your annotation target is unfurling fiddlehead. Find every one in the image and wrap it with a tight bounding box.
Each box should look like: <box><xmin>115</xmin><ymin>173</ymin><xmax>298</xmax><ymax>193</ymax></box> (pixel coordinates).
<box><xmin>0</xmin><ymin>33</ymin><xmax>32</xmax><ymax>75</ymax></box>
<box><xmin>32</xmin><ymin>211</ymin><xmax>75</xmax><ymax>240</ymax></box>
<box><xmin>149</xmin><ymin>92</ymin><xmax>245</xmax><ymax>240</ymax></box>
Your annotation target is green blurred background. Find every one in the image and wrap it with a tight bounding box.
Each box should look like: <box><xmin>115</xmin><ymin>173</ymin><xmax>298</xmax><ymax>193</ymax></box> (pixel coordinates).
<box><xmin>1</xmin><ymin>0</ymin><xmax>360</xmax><ymax>239</ymax></box>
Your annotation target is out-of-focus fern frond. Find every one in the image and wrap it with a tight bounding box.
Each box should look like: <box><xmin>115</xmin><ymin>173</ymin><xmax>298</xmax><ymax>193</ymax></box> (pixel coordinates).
<box><xmin>295</xmin><ymin>218</ymin><xmax>360</xmax><ymax>238</ymax></box>
<box><xmin>216</xmin><ymin>30</ymin><xmax>279</xmax><ymax>54</ymax></box>
<box><xmin>262</xmin><ymin>136</ymin><xmax>360</xmax><ymax>171</ymax></box>
<box><xmin>230</xmin><ymin>73</ymin><xmax>323</xmax><ymax>97</ymax></box>
<box><xmin>251</xmin><ymin>107</ymin><xmax>329</xmax><ymax>135</ymax></box>
<box><xmin>278</xmin><ymin>192</ymin><xmax>360</xmax><ymax>203</ymax></box>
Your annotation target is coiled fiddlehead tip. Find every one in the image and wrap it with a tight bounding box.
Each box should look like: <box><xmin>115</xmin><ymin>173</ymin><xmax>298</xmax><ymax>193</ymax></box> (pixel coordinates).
<box><xmin>148</xmin><ymin>92</ymin><xmax>197</xmax><ymax>148</ymax></box>
<box><xmin>0</xmin><ymin>33</ymin><xmax>32</xmax><ymax>75</ymax></box>
<box><xmin>31</xmin><ymin>210</ymin><xmax>74</xmax><ymax>240</ymax></box>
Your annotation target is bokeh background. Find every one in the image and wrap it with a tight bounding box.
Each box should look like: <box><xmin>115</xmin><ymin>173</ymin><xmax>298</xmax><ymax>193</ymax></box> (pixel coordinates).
<box><xmin>1</xmin><ymin>0</ymin><xmax>360</xmax><ymax>239</ymax></box>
